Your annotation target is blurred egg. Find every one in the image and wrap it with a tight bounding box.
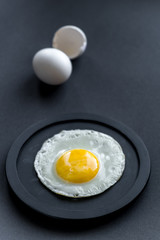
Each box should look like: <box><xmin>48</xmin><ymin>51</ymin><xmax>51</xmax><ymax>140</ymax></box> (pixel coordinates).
<box><xmin>32</xmin><ymin>48</ymin><xmax>72</xmax><ymax>85</ymax></box>
<box><xmin>52</xmin><ymin>25</ymin><xmax>87</xmax><ymax>59</ymax></box>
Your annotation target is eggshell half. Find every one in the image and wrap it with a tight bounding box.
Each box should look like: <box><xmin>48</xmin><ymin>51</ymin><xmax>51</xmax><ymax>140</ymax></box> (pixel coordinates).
<box><xmin>52</xmin><ymin>25</ymin><xmax>87</xmax><ymax>59</ymax></box>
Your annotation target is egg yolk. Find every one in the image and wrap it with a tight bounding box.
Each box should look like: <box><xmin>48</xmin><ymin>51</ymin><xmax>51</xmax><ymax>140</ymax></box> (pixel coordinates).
<box><xmin>55</xmin><ymin>149</ymin><xmax>99</xmax><ymax>183</ymax></box>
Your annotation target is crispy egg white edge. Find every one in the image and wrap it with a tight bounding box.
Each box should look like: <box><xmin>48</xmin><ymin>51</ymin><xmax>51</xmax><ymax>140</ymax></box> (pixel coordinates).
<box><xmin>34</xmin><ymin>129</ymin><xmax>125</xmax><ymax>198</ymax></box>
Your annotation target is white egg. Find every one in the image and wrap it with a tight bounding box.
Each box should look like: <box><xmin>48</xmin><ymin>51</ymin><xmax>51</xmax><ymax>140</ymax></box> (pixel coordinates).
<box><xmin>32</xmin><ymin>48</ymin><xmax>72</xmax><ymax>85</ymax></box>
<box><xmin>34</xmin><ymin>130</ymin><xmax>125</xmax><ymax>198</ymax></box>
<box><xmin>52</xmin><ymin>25</ymin><xmax>87</xmax><ymax>59</ymax></box>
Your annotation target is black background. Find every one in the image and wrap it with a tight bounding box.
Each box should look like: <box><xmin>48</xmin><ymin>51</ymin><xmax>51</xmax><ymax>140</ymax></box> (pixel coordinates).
<box><xmin>0</xmin><ymin>0</ymin><xmax>160</xmax><ymax>239</ymax></box>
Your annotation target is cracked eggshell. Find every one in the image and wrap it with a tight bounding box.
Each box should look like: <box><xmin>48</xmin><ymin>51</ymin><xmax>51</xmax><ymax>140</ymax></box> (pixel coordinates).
<box><xmin>52</xmin><ymin>25</ymin><xmax>87</xmax><ymax>59</ymax></box>
<box><xmin>32</xmin><ymin>48</ymin><xmax>72</xmax><ymax>85</ymax></box>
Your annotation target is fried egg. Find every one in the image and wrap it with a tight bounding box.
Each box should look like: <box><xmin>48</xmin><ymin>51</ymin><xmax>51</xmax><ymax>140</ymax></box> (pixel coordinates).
<box><xmin>34</xmin><ymin>130</ymin><xmax>125</xmax><ymax>198</ymax></box>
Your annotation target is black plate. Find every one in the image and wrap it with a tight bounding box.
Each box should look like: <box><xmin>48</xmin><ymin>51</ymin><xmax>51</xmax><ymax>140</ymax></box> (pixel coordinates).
<box><xmin>6</xmin><ymin>113</ymin><xmax>150</xmax><ymax>220</ymax></box>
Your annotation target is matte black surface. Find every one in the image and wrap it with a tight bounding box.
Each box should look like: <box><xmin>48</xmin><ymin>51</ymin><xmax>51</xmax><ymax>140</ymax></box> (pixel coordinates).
<box><xmin>1</xmin><ymin>0</ymin><xmax>160</xmax><ymax>239</ymax></box>
<box><xmin>6</xmin><ymin>114</ymin><xmax>150</xmax><ymax>219</ymax></box>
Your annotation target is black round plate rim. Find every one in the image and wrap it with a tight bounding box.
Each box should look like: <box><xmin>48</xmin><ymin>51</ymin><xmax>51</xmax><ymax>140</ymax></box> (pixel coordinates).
<box><xmin>6</xmin><ymin>113</ymin><xmax>150</xmax><ymax>219</ymax></box>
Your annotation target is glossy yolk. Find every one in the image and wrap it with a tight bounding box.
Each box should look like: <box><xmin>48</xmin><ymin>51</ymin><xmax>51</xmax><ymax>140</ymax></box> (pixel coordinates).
<box><xmin>55</xmin><ymin>149</ymin><xmax>99</xmax><ymax>183</ymax></box>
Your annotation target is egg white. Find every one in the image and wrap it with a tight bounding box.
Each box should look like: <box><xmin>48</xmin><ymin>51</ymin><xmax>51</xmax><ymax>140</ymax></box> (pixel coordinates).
<box><xmin>34</xmin><ymin>130</ymin><xmax>125</xmax><ymax>198</ymax></box>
